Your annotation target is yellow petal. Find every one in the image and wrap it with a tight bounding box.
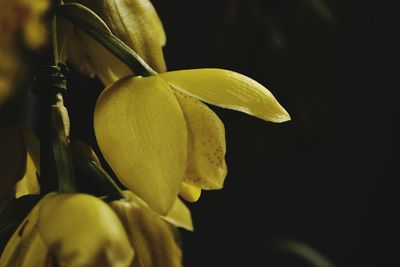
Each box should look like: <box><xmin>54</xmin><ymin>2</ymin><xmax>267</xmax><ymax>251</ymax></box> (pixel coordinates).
<box><xmin>174</xmin><ymin>91</ymin><xmax>227</xmax><ymax>189</ymax></box>
<box><xmin>38</xmin><ymin>193</ymin><xmax>134</xmax><ymax>267</ymax></box>
<box><xmin>110</xmin><ymin>191</ymin><xmax>183</xmax><ymax>267</ymax></box>
<box><xmin>179</xmin><ymin>182</ymin><xmax>201</xmax><ymax>203</ymax></box>
<box><xmin>57</xmin><ymin>9</ymin><xmax>132</xmax><ymax>85</ymax></box>
<box><xmin>162</xmin><ymin>196</ymin><xmax>193</xmax><ymax>231</ymax></box>
<box><xmin>63</xmin><ymin>0</ymin><xmax>167</xmax><ymax>84</ymax></box>
<box><xmin>0</xmin><ymin>194</ymin><xmax>51</xmax><ymax>267</ymax></box>
<box><xmin>75</xmin><ymin>0</ymin><xmax>167</xmax><ymax>73</ymax></box>
<box><xmin>74</xmin><ymin>28</ymin><xmax>133</xmax><ymax>85</ymax></box>
<box><xmin>58</xmin><ymin>17</ymin><xmax>96</xmax><ymax>78</ymax></box>
<box><xmin>15</xmin><ymin>128</ymin><xmax>41</xmax><ymax>198</ymax></box>
<box><xmin>160</xmin><ymin>69</ymin><xmax>291</xmax><ymax>122</ymax></box>
<box><xmin>94</xmin><ymin>76</ymin><xmax>187</xmax><ymax>215</ymax></box>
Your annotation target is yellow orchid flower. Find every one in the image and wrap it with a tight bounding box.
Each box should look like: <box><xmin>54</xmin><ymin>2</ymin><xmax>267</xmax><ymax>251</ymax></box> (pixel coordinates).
<box><xmin>94</xmin><ymin>68</ymin><xmax>290</xmax><ymax>215</ymax></box>
<box><xmin>61</xmin><ymin>0</ymin><xmax>166</xmax><ymax>85</ymax></box>
<box><xmin>0</xmin><ymin>126</ymin><xmax>40</xmax><ymax>213</ymax></box>
<box><xmin>0</xmin><ymin>193</ymin><xmax>135</xmax><ymax>267</ymax></box>
<box><xmin>0</xmin><ymin>190</ymin><xmax>191</xmax><ymax>267</ymax></box>
<box><xmin>110</xmin><ymin>191</ymin><xmax>187</xmax><ymax>267</ymax></box>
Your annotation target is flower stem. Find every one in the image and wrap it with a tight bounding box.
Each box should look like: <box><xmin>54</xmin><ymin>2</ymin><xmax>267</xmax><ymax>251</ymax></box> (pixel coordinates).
<box><xmin>37</xmin><ymin>2</ymin><xmax>76</xmax><ymax>193</ymax></box>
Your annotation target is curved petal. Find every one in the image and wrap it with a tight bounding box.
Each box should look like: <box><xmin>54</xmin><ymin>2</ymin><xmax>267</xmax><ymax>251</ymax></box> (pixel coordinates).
<box><xmin>110</xmin><ymin>192</ymin><xmax>183</xmax><ymax>267</ymax></box>
<box><xmin>94</xmin><ymin>76</ymin><xmax>187</xmax><ymax>215</ymax></box>
<box><xmin>0</xmin><ymin>194</ymin><xmax>52</xmax><ymax>267</ymax></box>
<box><xmin>63</xmin><ymin>0</ymin><xmax>167</xmax><ymax>84</ymax></box>
<box><xmin>38</xmin><ymin>193</ymin><xmax>134</xmax><ymax>267</ymax></box>
<box><xmin>58</xmin><ymin>17</ymin><xmax>96</xmax><ymax>78</ymax></box>
<box><xmin>15</xmin><ymin>128</ymin><xmax>41</xmax><ymax>198</ymax></box>
<box><xmin>160</xmin><ymin>69</ymin><xmax>291</xmax><ymax>122</ymax></box>
<box><xmin>174</xmin><ymin>91</ymin><xmax>227</xmax><ymax>189</ymax></box>
<box><xmin>76</xmin><ymin>28</ymin><xmax>133</xmax><ymax>85</ymax></box>
<box><xmin>162</xmin><ymin>197</ymin><xmax>193</xmax><ymax>231</ymax></box>
<box><xmin>74</xmin><ymin>0</ymin><xmax>167</xmax><ymax>72</ymax></box>
<box><xmin>179</xmin><ymin>182</ymin><xmax>201</xmax><ymax>203</ymax></box>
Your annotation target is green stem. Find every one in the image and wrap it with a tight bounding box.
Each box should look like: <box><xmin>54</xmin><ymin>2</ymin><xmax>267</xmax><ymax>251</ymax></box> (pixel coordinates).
<box><xmin>56</xmin><ymin>3</ymin><xmax>157</xmax><ymax>77</ymax></box>
<box><xmin>52</xmin><ymin>16</ymin><xmax>59</xmax><ymax>65</ymax></box>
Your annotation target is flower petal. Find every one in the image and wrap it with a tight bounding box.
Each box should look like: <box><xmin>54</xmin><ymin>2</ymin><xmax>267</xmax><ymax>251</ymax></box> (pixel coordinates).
<box><xmin>110</xmin><ymin>192</ymin><xmax>183</xmax><ymax>267</ymax></box>
<box><xmin>63</xmin><ymin>0</ymin><xmax>167</xmax><ymax>84</ymax></box>
<box><xmin>0</xmin><ymin>194</ymin><xmax>52</xmax><ymax>267</ymax></box>
<box><xmin>162</xmin><ymin>196</ymin><xmax>194</xmax><ymax>231</ymax></box>
<box><xmin>75</xmin><ymin>0</ymin><xmax>167</xmax><ymax>73</ymax></box>
<box><xmin>38</xmin><ymin>193</ymin><xmax>134</xmax><ymax>267</ymax></box>
<box><xmin>160</xmin><ymin>68</ymin><xmax>291</xmax><ymax>122</ymax></box>
<box><xmin>15</xmin><ymin>128</ymin><xmax>41</xmax><ymax>198</ymax></box>
<box><xmin>94</xmin><ymin>76</ymin><xmax>187</xmax><ymax>215</ymax></box>
<box><xmin>179</xmin><ymin>182</ymin><xmax>201</xmax><ymax>203</ymax></box>
<box><xmin>174</xmin><ymin>92</ymin><xmax>227</xmax><ymax>189</ymax></box>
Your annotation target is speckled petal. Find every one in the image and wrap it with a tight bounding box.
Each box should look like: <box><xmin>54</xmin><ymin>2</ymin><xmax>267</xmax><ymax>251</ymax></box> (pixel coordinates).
<box><xmin>174</xmin><ymin>91</ymin><xmax>227</xmax><ymax>190</ymax></box>
<box><xmin>160</xmin><ymin>68</ymin><xmax>291</xmax><ymax>122</ymax></box>
<box><xmin>94</xmin><ymin>76</ymin><xmax>187</xmax><ymax>215</ymax></box>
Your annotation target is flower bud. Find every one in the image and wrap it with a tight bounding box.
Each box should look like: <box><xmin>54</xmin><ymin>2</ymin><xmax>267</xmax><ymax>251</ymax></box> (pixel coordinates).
<box><xmin>38</xmin><ymin>193</ymin><xmax>134</xmax><ymax>267</ymax></box>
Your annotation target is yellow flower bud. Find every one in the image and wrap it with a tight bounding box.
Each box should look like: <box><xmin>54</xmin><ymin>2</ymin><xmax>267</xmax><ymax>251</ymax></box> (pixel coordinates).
<box><xmin>38</xmin><ymin>193</ymin><xmax>134</xmax><ymax>267</ymax></box>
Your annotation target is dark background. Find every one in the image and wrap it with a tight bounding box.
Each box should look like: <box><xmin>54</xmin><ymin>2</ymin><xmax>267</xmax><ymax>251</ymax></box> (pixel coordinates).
<box><xmin>149</xmin><ymin>1</ymin><xmax>399</xmax><ymax>266</ymax></box>
<box><xmin>5</xmin><ymin>0</ymin><xmax>399</xmax><ymax>266</ymax></box>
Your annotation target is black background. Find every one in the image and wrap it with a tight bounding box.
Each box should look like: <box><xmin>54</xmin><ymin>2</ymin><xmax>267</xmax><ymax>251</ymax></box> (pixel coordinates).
<box><xmin>5</xmin><ymin>0</ymin><xmax>400</xmax><ymax>266</ymax></box>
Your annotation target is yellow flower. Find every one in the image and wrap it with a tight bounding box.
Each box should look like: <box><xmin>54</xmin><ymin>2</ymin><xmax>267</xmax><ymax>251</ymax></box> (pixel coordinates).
<box><xmin>94</xmin><ymin>68</ymin><xmax>290</xmax><ymax>214</ymax></box>
<box><xmin>0</xmin><ymin>191</ymin><xmax>191</xmax><ymax>267</ymax></box>
<box><xmin>0</xmin><ymin>193</ymin><xmax>134</xmax><ymax>267</ymax></box>
<box><xmin>61</xmin><ymin>0</ymin><xmax>166</xmax><ymax>85</ymax></box>
<box><xmin>0</xmin><ymin>125</ymin><xmax>40</xmax><ymax>213</ymax></box>
<box><xmin>110</xmin><ymin>191</ymin><xmax>191</xmax><ymax>267</ymax></box>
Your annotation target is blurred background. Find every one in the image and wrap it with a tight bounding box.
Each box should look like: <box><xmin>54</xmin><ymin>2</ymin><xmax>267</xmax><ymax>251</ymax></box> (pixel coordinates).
<box><xmin>3</xmin><ymin>0</ymin><xmax>399</xmax><ymax>266</ymax></box>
